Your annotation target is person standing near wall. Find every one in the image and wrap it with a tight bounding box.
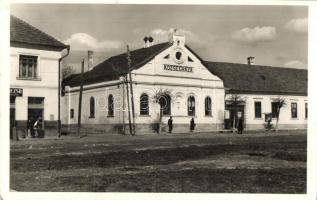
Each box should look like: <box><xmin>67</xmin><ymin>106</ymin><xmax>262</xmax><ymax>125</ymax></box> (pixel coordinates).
<box><xmin>168</xmin><ymin>116</ymin><xmax>173</xmax><ymax>133</ymax></box>
<box><xmin>237</xmin><ymin>118</ymin><xmax>244</xmax><ymax>134</ymax></box>
<box><xmin>190</xmin><ymin>117</ymin><xmax>195</xmax><ymax>132</ymax></box>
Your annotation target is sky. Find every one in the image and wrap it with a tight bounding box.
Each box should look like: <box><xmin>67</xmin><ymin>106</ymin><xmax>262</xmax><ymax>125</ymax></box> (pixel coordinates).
<box><xmin>10</xmin><ymin>4</ymin><xmax>308</xmax><ymax>72</ymax></box>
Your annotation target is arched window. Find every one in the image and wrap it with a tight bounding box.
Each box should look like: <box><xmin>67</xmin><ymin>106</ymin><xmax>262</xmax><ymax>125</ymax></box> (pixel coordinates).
<box><xmin>108</xmin><ymin>94</ymin><xmax>114</xmax><ymax>117</ymax></box>
<box><xmin>205</xmin><ymin>96</ymin><xmax>212</xmax><ymax>116</ymax></box>
<box><xmin>89</xmin><ymin>97</ymin><xmax>95</xmax><ymax>118</ymax></box>
<box><xmin>140</xmin><ymin>94</ymin><xmax>149</xmax><ymax>115</ymax></box>
<box><xmin>159</xmin><ymin>95</ymin><xmax>171</xmax><ymax>116</ymax></box>
<box><xmin>188</xmin><ymin>96</ymin><xmax>195</xmax><ymax>116</ymax></box>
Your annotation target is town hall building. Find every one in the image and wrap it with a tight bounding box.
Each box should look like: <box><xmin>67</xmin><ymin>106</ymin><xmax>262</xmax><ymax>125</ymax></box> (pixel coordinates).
<box><xmin>62</xmin><ymin>30</ymin><xmax>307</xmax><ymax>134</ymax></box>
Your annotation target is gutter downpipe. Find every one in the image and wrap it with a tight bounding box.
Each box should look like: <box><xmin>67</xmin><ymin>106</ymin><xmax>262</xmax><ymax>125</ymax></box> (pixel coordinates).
<box><xmin>58</xmin><ymin>46</ymin><xmax>70</xmax><ymax>137</ymax></box>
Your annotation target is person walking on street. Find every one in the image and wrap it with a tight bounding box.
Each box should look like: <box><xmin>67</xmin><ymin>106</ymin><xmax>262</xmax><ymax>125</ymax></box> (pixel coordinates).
<box><xmin>168</xmin><ymin>116</ymin><xmax>173</xmax><ymax>133</ymax></box>
<box><xmin>190</xmin><ymin>117</ymin><xmax>195</xmax><ymax>132</ymax></box>
<box><xmin>237</xmin><ymin>118</ymin><xmax>244</xmax><ymax>134</ymax></box>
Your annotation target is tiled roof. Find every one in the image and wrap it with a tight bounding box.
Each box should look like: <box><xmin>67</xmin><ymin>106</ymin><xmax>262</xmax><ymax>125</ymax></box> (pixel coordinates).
<box><xmin>10</xmin><ymin>15</ymin><xmax>68</xmax><ymax>51</ymax></box>
<box><xmin>63</xmin><ymin>41</ymin><xmax>307</xmax><ymax>96</ymax></box>
<box><xmin>204</xmin><ymin>61</ymin><xmax>307</xmax><ymax>95</ymax></box>
<box><xmin>64</xmin><ymin>42</ymin><xmax>171</xmax><ymax>87</ymax></box>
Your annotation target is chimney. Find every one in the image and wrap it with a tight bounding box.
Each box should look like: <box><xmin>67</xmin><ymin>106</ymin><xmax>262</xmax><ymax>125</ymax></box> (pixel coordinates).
<box><xmin>143</xmin><ymin>36</ymin><xmax>149</xmax><ymax>48</ymax></box>
<box><xmin>88</xmin><ymin>50</ymin><xmax>94</xmax><ymax>70</ymax></box>
<box><xmin>148</xmin><ymin>36</ymin><xmax>154</xmax><ymax>47</ymax></box>
<box><xmin>247</xmin><ymin>56</ymin><xmax>255</xmax><ymax>65</ymax></box>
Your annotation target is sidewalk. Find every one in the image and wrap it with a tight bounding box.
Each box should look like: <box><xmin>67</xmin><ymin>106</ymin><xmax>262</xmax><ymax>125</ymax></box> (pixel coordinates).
<box><xmin>10</xmin><ymin>129</ymin><xmax>307</xmax><ymax>149</ymax></box>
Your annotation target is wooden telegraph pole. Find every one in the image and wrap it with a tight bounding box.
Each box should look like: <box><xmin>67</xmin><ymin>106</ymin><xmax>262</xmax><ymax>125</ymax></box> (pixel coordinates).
<box><xmin>77</xmin><ymin>58</ymin><xmax>85</xmax><ymax>137</ymax></box>
<box><xmin>125</xmin><ymin>74</ymin><xmax>132</xmax><ymax>136</ymax></box>
<box><xmin>127</xmin><ymin>45</ymin><xmax>136</xmax><ymax>136</ymax></box>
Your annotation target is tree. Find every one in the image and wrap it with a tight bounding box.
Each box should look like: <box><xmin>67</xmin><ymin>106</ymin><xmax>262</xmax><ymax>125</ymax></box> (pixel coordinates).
<box><xmin>272</xmin><ymin>97</ymin><xmax>287</xmax><ymax>131</ymax></box>
<box><xmin>152</xmin><ymin>89</ymin><xmax>173</xmax><ymax>134</ymax></box>
<box><xmin>62</xmin><ymin>65</ymin><xmax>75</xmax><ymax>79</ymax></box>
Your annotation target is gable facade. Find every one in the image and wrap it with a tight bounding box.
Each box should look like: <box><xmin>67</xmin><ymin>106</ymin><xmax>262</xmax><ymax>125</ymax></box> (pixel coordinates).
<box><xmin>62</xmin><ymin>33</ymin><xmax>225</xmax><ymax>134</ymax></box>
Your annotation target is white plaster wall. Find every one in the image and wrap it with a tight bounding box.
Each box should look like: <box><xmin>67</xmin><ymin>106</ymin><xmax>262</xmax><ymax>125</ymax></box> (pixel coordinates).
<box><xmin>63</xmin><ymin>41</ymin><xmax>226</xmax><ymax>127</ymax></box>
<box><xmin>226</xmin><ymin>94</ymin><xmax>308</xmax><ymax>128</ymax></box>
<box><xmin>133</xmin><ymin>84</ymin><xmax>224</xmax><ymax>125</ymax></box>
<box><xmin>64</xmin><ymin>85</ymin><xmax>124</xmax><ymax>125</ymax></box>
<box><xmin>10</xmin><ymin>47</ymin><xmax>62</xmax><ymax>121</ymax></box>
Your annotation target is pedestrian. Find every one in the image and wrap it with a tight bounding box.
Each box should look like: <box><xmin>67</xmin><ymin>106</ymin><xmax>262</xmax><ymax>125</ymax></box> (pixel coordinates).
<box><xmin>27</xmin><ymin>118</ymin><xmax>32</xmax><ymax>137</ymax></box>
<box><xmin>168</xmin><ymin>116</ymin><xmax>173</xmax><ymax>133</ymax></box>
<box><xmin>237</xmin><ymin>118</ymin><xmax>244</xmax><ymax>134</ymax></box>
<box><xmin>190</xmin><ymin>117</ymin><xmax>195</xmax><ymax>132</ymax></box>
<box><xmin>33</xmin><ymin>116</ymin><xmax>42</xmax><ymax>138</ymax></box>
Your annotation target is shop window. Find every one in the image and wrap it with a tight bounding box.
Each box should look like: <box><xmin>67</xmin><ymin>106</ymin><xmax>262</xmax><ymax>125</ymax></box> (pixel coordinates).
<box><xmin>159</xmin><ymin>95</ymin><xmax>171</xmax><ymax>116</ymax></box>
<box><xmin>271</xmin><ymin>102</ymin><xmax>279</xmax><ymax>118</ymax></box>
<box><xmin>254</xmin><ymin>102</ymin><xmax>262</xmax><ymax>118</ymax></box>
<box><xmin>188</xmin><ymin>96</ymin><xmax>195</xmax><ymax>116</ymax></box>
<box><xmin>19</xmin><ymin>55</ymin><xmax>38</xmax><ymax>79</ymax></box>
<box><xmin>108</xmin><ymin>94</ymin><xmax>114</xmax><ymax>117</ymax></box>
<box><xmin>89</xmin><ymin>97</ymin><xmax>95</xmax><ymax>118</ymax></box>
<box><xmin>205</xmin><ymin>96</ymin><xmax>212</xmax><ymax>116</ymax></box>
<box><xmin>70</xmin><ymin>109</ymin><xmax>74</xmax><ymax>119</ymax></box>
<box><xmin>291</xmin><ymin>103</ymin><xmax>297</xmax><ymax>118</ymax></box>
<box><xmin>140</xmin><ymin>94</ymin><xmax>149</xmax><ymax>115</ymax></box>
<box><xmin>305</xmin><ymin>103</ymin><xmax>308</xmax><ymax>119</ymax></box>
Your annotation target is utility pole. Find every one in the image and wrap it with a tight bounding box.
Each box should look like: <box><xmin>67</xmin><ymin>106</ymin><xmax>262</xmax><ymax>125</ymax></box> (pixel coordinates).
<box><xmin>77</xmin><ymin>58</ymin><xmax>85</xmax><ymax>137</ymax></box>
<box><xmin>127</xmin><ymin>45</ymin><xmax>136</xmax><ymax>136</ymax></box>
<box><xmin>125</xmin><ymin>75</ymin><xmax>132</xmax><ymax>135</ymax></box>
<box><xmin>122</xmin><ymin>77</ymin><xmax>126</xmax><ymax>134</ymax></box>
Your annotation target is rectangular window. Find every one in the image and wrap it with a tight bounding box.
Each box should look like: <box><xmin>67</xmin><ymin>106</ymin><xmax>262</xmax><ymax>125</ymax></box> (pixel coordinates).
<box><xmin>70</xmin><ymin>109</ymin><xmax>74</xmax><ymax>119</ymax></box>
<box><xmin>271</xmin><ymin>102</ymin><xmax>279</xmax><ymax>118</ymax></box>
<box><xmin>291</xmin><ymin>103</ymin><xmax>297</xmax><ymax>118</ymax></box>
<box><xmin>305</xmin><ymin>103</ymin><xmax>308</xmax><ymax>119</ymax></box>
<box><xmin>254</xmin><ymin>101</ymin><xmax>262</xmax><ymax>118</ymax></box>
<box><xmin>19</xmin><ymin>55</ymin><xmax>38</xmax><ymax>79</ymax></box>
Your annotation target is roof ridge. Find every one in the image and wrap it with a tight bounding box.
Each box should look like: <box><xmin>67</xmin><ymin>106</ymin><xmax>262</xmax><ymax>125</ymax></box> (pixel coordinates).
<box><xmin>205</xmin><ymin>60</ymin><xmax>307</xmax><ymax>71</ymax></box>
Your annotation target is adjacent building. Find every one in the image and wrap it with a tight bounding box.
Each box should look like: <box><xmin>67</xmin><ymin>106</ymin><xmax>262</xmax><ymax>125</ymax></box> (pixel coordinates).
<box><xmin>10</xmin><ymin>16</ymin><xmax>69</xmax><ymax>137</ymax></box>
<box><xmin>62</xmin><ymin>30</ymin><xmax>307</xmax><ymax>134</ymax></box>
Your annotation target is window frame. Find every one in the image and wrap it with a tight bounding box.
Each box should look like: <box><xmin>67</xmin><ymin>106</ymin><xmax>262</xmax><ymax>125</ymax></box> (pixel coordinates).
<box><xmin>89</xmin><ymin>97</ymin><xmax>95</xmax><ymax>118</ymax></box>
<box><xmin>108</xmin><ymin>94</ymin><xmax>114</xmax><ymax>117</ymax></box>
<box><xmin>271</xmin><ymin>102</ymin><xmax>279</xmax><ymax>118</ymax></box>
<box><xmin>159</xmin><ymin>94</ymin><xmax>171</xmax><ymax>116</ymax></box>
<box><xmin>70</xmin><ymin>109</ymin><xmax>74</xmax><ymax>119</ymax></box>
<box><xmin>205</xmin><ymin>96</ymin><xmax>212</xmax><ymax>116</ymax></box>
<box><xmin>140</xmin><ymin>93</ymin><xmax>149</xmax><ymax>116</ymax></box>
<box><xmin>18</xmin><ymin>54</ymin><xmax>39</xmax><ymax>80</ymax></box>
<box><xmin>254</xmin><ymin>101</ymin><xmax>262</xmax><ymax>118</ymax></box>
<box><xmin>187</xmin><ymin>95</ymin><xmax>195</xmax><ymax>116</ymax></box>
<box><xmin>291</xmin><ymin>102</ymin><xmax>297</xmax><ymax>119</ymax></box>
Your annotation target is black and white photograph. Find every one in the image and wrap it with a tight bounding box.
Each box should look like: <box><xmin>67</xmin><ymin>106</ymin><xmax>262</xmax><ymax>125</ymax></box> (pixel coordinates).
<box><xmin>1</xmin><ymin>1</ymin><xmax>317</xmax><ymax>199</ymax></box>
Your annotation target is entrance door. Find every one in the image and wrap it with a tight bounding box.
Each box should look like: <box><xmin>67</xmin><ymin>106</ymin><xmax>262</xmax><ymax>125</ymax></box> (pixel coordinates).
<box><xmin>227</xmin><ymin>105</ymin><xmax>245</xmax><ymax>129</ymax></box>
<box><xmin>10</xmin><ymin>108</ymin><xmax>15</xmax><ymax>139</ymax></box>
<box><xmin>10</xmin><ymin>96</ymin><xmax>16</xmax><ymax>139</ymax></box>
<box><xmin>28</xmin><ymin>97</ymin><xmax>44</xmax><ymax>137</ymax></box>
<box><xmin>28</xmin><ymin>109</ymin><xmax>43</xmax><ymax>128</ymax></box>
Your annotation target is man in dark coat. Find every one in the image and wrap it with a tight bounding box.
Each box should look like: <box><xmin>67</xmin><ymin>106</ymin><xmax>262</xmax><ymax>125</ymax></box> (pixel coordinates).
<box><xmin>190</xmin><ymin>118</ymin><xmax>195</xmax><ymax>132</ymax></box>
<box><xmin>237</xmin><ymin>118</ymin><xmax>244</xmax><ymax>134</ymax></box>
<box><xmin>168</xmin><ymin>116</ymin><xmax>173</xmax><ymax>133</ymax></box>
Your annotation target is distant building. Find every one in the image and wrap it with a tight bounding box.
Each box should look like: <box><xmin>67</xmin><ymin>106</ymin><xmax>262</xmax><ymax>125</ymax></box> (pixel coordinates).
<box><xmin>62</xmin><ymin>30</ymin><xmax>307</xmax><ymax>134</ymax></box>
<box><xmin>10</xmin><ymin>16</ymin><xmax>69</xmax><ymax>138</ymax></box>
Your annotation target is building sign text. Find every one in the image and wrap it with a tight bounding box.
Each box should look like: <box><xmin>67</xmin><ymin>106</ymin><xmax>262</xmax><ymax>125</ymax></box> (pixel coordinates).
<box><xmin>10</xmin><ymin>88</ymin><xmax>23</xmax><ymax>97</ymax></box>
<box><xmin>163</xmin><ymin>64</ymin><xmax>193</xmax><ymax>73</ymax></box>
